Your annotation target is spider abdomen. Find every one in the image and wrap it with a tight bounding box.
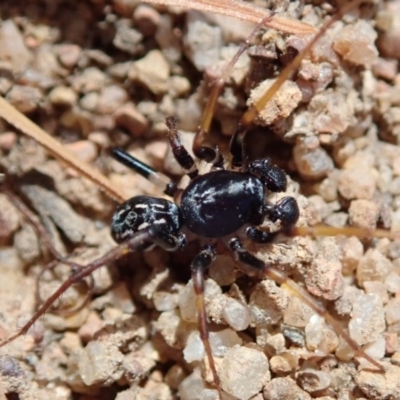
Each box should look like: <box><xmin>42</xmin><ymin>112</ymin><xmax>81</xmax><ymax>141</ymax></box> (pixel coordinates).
<box><xmin>180</xmin><ymin>170</ymin><xmax>264</xmax><ymax>238</ymax></box>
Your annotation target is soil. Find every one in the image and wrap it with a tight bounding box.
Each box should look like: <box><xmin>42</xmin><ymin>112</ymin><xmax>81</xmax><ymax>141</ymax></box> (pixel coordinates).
<box><xmin>0</xmin><ymin>1</ymin><xmax>400</xmax><ymax>399</ymax></box>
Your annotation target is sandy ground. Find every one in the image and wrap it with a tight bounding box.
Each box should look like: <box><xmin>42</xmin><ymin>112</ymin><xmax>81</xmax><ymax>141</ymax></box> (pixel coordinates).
<box><xmin>0</xmin><ymin>0</ymin><xmax>400</xmax><ymax>399</ymax></box>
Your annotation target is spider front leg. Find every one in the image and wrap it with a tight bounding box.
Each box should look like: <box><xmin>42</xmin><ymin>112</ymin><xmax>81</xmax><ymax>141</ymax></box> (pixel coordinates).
<box><xmin>111</xmin><ymin>147</ymin><xmax>178</xmax><ymax>197</ymax></box>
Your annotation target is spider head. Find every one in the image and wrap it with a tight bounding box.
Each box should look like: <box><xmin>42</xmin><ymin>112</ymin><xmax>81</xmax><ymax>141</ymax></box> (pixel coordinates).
<box><xmin>111</xmin><ymin>195</ymin><xmax>182</xmax><ymax>243</ymax></box>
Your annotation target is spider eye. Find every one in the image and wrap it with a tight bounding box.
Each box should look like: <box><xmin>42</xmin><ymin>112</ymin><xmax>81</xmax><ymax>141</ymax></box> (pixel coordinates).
<box><xmin>127</xmin><ymin>210</ymin><xmax>137</xmax><ymax>223</ymax></box>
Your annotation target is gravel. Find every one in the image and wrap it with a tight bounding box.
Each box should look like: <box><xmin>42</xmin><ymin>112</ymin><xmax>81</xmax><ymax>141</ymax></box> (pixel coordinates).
<box><xmin>0</xmin><ymin>1</ymin><xmax>400</xmax><ymax>399</ymax></box>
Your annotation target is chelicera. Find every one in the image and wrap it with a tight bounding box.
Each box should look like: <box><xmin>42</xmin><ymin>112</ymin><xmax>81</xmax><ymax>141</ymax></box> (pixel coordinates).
<box><xmin>0</xmin><ymin>3</ymin><xmax>389</xmax><ymax>398</ymax></box>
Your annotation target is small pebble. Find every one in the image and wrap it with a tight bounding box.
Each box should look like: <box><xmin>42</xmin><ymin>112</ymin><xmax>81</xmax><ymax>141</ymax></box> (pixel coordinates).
<box><xmin>384</xmin><ymin>270</ymin><xmax>400</xmax><ymax>294</ymax></box>
<box><xmin>305</xmin><ymin>314</ymin><xmax>339</xmax><ymax>354</ymax></box>
<box><xmin>222</xmin><ymin>297</ymin><xmax>251</xmax><ymax>331</ymax></box>
<box><xmin>114</xmin><ymin>102</ymin><xmax>149</xmax><ymax>138</ymax></box>
<box><xmin>385</xmin><ymin>298</ymin><xmax>400</xmax><ymax>325</ymax></box>
<box><xmin>183</xmin><ymin>11</ymin><xmax>223</xmax><ymax>72</ymax></box>
<box><xmin>220</xmin><ymin>345</ymin><xmax>270</xmax><ymax>399</ymax></box>
<box><xmin>0</xmin><ymin>20</ymin><xmax>32</xmax><ymax>74</ymax></box>
<box><xmin>178</xmin><ymin>279</ymin><xmax>222</xmax><ymax>324</ymax></box>
<box><xmin>264</xmin><ymin>377</ymin><xmax>311</xmax><ymax>400</ymax></box>
<box><xmin>283</xmin><ymin>295</ymin><xmax>314</xmax><ymax>328</ymax></box>
<box><xmin>348</xmin><ymin>293</ymin><xmax>385</xmax><ymax>346</ymax></box>
<box><xmin>13</xmin><ymin>224</ymin><xmax>40</xmax><ymax>264</ymax></box>
<box><xmin>178</xmin><ymin>368</ymin><xmax>209</xmax><ymax>400</ymax></box>
<box><xmin>128</xmin><ymin>49</ymin><xmax>170</xmax><ymax>95</ymax></box>
<box><xmin>55</xmin><ymin>43</ymin><xmax>81</xmax><ymax>68</ymax></box>
<box><xmin>362</xmin><ymin>335</ymin><xmax>386</xmax><ymax>362</ymax></box>
<box><xmin>293</xmin><ymin>143</ymin><xmax>334</xmax><ymax>180</ymax></box>
<box><xmin>48</xmin><ymin>86</ymin><xmax>78</xmax><ymax>107</ymax></box>
<box><xmin>0</xmin><ymin>193</ymin><xmax>21</xmax><ymax>241</ymax></box>
<box><xmin>269</xmin><ymin>352</ymin><xmax>299</xmax><ymax>374</ymax></box>
<box><xmin>6</xmin><ymin>85</ymin><xmax>42</xmax><ymax>114</ymax></box>
<box><xmin>356</xmin><ymin>248</ymin><xmax>391</xmax><ymax>286</ymax></box>
<box><xmin>333</xmin><ymin>20</ymin><xmax>378</xmax><ymax>66</ymax></box>
<box><xmin>306</xmin><ymin>237</ymin><xmax>344</xmax><ymax>300</ymax></box>
<box><xmin>71</xmin><ymin>67</ymin><xmax>107</xmax><ymax>93</ymax></box>
<box><xmin>208</xmin><ymin>255</ymin><xmax>236</xmax><ymax>286</ymax></box>
<box><xmin>113</xmin><ymin>20</ymin><xmax>143</xmax><ymax>55</ymax></box>
<box><xmin>348</xmin><ymin>199</ymin><xmax>379</xmax><ymax>230</ymax></box>
<box><xmin>364</xmin><ymin>281</ymin><xmax>389</xmax><ymax>305</ymax></box>
<box><xmin>133</xmin><ymin>4</ymin><xmax>161</xmax><ymax>36</ymax></box>
<box><xmin>384</xmin><ymin>332</ymin><xmax>398</xmax><ymax>355</ymax></box>
<box><xmin>249</xmin><ymin>79</ymin><xmax>302</xmax><ymax>126</ymax></box>
<box><xmin>65</xmin><ymin>140</ymin><xmax>98</xmax><ymax>164</ymax></box>
<box><xmin>356</xmin><ymin>364</ymin><xmax>400</xmax><ymax>400</ymax></box>
<box><xmin>297</xmin><ymin>368</ymin><xmax>331</xmax><ymax>393</ymax></box>
<box><xmin>376</xmin><ymin>3</ymin><xmax>400</xmax><ymax>59</ymax></box>
<box><xmin>97</xmin><ymin>85</ymin><xmax>128</xmax><ymax>114</ymax></box>
<box><xmin>339</xmin><ymin>236</ymin><xmax>363</xmax><ymax>275</ymax></box>
<box><xmin>249</xmin><ymin>279</ymin><xmax>289</xmax><ymax>326</ymax></box>
<box><xmin>337</xmin><ymin>167</ymin><xmax>376</xmax><ymax>200</ymax></box>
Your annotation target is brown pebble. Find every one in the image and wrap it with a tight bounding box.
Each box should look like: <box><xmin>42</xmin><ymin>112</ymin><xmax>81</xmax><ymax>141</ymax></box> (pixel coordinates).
<box><xmin>114</xmin><ymin>102</ymin><xmax>149</xmax><ymax>138</ymax></box>
<box><xmin>128</xmin><ymin>50</ymin><xmax>170</xmax><ymax>95</ymax></box>
<box><xmin>348</xmin><ymin>199</ymin><xmax>379</xmax><ymax>230</ymax></box>
<box><xmin>248</xmin><ymin>79</ymin><xmax>302</xmax><ymax>126</ymax></box>
<box><xmin>293</xmin><ymin>143</ymin><xmax>334</xmax><ymax>180</ymax></box>
<box><xmin>220</xmin><ymin>345</ymin><xmax>270</xmax><ymax>399</ymax></box>
<box><xmin>55</xmin><ymin>44</ymin><xmax>81</xmax><ymax>68</ymax></box>
<box><xmin>297</xmin><ymin>368</ymin><xmax>331</xmax><ymax>393</ymax></box>
<box><xmin>6</xmin><ymin>85</ymin><xmax>42</xmax><ymax>114</ymax></box>
<box><xmin>376</xmin><ymin>3</ymin><xmax>400</xmax><ymax>59</ymax></box>
<box><xmin>337</xmin><ymin>168</ymin><xmax>376</xmax><ymax>200</ymax></box>
<box><xmin>372</xmin><ymin>58</ymin><xmax>398</xmax><ymax>81</ymax></box>
<box><xmin>264</xmin><ymin>377</ymin><xmax>311</xmax><ymax>400</ymax></box>
<box><xmin>77</xmin><ymin>311</ymin><xmax>105</xmax><ymax>343</ymax></box>
<box><xmin>357</xmin><ymin>248</ymin><xmax>391</xmax><ymax>287</ymax></box>
<box><xmin>48</xmin><ymin>86</ymin><xmax>78</xmax><ymax>107</ymax></box>
<box><xmin>0</xmin><ymin>20</ymin><xmax>32</xmax><ymax>74</ymax></box>
<box><xmin>333</xmin><ymin>20</ymin><xmax>378</xmax><ymax>66</ymax></box>
<box><xmin>133</xmin><ymin>4</ymin><xmax>161</xmax><ymax>36</ymax></box>
<box><xmin>0</xmin><ymin>132</ymin><xmax>17</xmax><ymax>151</ymax></box>
<box><xmin>65</xmin><ymin>140</ymin><xmax>98</xmax><ymax>164</ymax></box>
<box><xmin>0</xmin><ymin>193</ymin><xmax>21</xmax><ymax>241</ymax></box>
<box><xmin>356</xmin><ymin>364</ymin><xmax>400</xmax><ymax>400</ymax></box>
<box><xmin>97</xmin><ymin>85</ymin><xmax>128</xmax><ymax>114</ymax></box>
<box><xmin>78</xmin><ymin>340</ymin><xmax>124</xmax><ymax>386</ymax></box>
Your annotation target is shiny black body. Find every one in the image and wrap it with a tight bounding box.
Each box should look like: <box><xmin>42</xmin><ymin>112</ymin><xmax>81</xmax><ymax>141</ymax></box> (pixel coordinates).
<box><xmin>180</xmin><ymin>170</ymin><xmax>264</xmax><ymax>238</ymax></box>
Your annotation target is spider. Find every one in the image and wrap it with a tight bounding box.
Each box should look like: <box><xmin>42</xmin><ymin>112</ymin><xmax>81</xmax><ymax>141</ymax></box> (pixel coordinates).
<box><xmin>0</xmin><ymin>2</ymin><xmax>390</xmax><ymax>399</ymax></box>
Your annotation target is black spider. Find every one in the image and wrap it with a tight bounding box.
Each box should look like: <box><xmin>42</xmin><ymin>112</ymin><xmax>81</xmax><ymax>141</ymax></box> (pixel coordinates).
<box><xmin>109</xmin><ymin>116</ymin><xmax>301</xmax><ymax>391</ymax></box>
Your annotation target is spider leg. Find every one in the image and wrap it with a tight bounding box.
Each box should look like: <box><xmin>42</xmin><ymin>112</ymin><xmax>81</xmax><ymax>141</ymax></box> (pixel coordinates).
<box><xmin>245</xmin><ymin>226</ymin><xmax>278</xmax><ymax>243</ymax></box>
<box><xmin>190</xmin><ymin>244</ymin><xmax>222</xmax><ymax>396</ymax></box>
<box><xmin>227</xmin><ymin>237</ymin><xmax>385</xmax><ymax>372</ymax></box>
<box><xmin>0</xmin><ymin>225</ymin><xmax>161</xmax><ymax>348</ymax></box>
<box><xmin>2</xmin><ymin>181</ymin><xmax>96</xmax><ymax>315</ymax></box>
<box><xmin>229</xmin><ymin>124</ymin><xmax>246</xmax><ymax>170</ymax></box>
<box><xmin>110</xmin><ymin>147</ymin><xmax>178</xmax><ymax>196</ymax></box>
<box><xmin>165</xmin><ymin>116</ymin><xmax>199</xmax><ymax>179</ymax></box>
<box><xmin>261</xmin><ymin>196</ymin><xmax>300</xmax><ymax>228</ymax></box>
<box><xmin>193</xmin><ymin>14</ymin><xmax>275</xmax><ymax>167</ymax></box>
